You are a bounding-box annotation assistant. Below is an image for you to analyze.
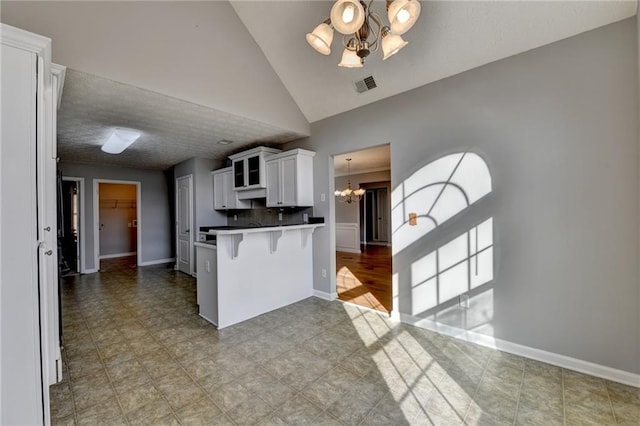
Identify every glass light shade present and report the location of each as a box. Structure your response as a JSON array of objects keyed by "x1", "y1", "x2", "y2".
[
  {"x1": 330, "y1": 0, "x2": 365, "y2": 34},
  {"x1": 306, "y1": 23, "x2": 334, "y2": 55},
  {"x1": 382, "y1": 33, "x2": 408, "y2": 60},
  {"x1": 387, "y1": 0, "x2": 421, "y2": 35},
  {"x1": 338, "y1": 48, "x2": 363, "y2": 68},
  {"x1": 101, "y1": 128, "x2": 140, "y2": 154}
]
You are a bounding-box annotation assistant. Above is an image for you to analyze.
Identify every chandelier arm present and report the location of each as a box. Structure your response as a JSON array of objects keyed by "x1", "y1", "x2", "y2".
[{"x1": 368, "y1": 12, "x2": 384, "y2": 52}]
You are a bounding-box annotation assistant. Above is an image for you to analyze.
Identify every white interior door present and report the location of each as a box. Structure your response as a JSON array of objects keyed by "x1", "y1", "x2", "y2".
[
  {"x1": 1, "y1": 35, "x2": 46, "y2": 425},
  {"x1": 176, "y1": 175, "x2": 193, "y2": 275}
]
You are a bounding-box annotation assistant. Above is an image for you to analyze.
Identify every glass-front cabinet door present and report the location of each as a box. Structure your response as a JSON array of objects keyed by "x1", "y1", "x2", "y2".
[
  {"x1": 233, "y1": 159, "x2": 244, "y2": 189},
  {"x1": 247, "y1": 156, "x2": 260, "y2": 187}
]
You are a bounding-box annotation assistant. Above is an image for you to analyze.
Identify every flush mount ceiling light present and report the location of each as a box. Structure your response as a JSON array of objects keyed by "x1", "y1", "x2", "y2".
[
  {"x1": 101, "y1": 128, "x2": 140, "y2": 154},
  {"x1": 307, "y1": 0, "x2": 421, "y2": 67},
  {"x1": 217, "y1": 139, "x2": 234, "y2": 145},
  {"x1": 335, "y1": 158, "x2": 366, "y2": 204}
]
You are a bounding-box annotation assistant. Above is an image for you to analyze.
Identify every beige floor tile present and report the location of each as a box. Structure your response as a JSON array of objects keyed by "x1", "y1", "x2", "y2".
[
  {"x1": 124, "y1": 399, "x2": 175, "y2": 425},
  {"x1": 71, "y1": 380, "x2": 116, "y2": 413},
  {"x1": 565, "y1": 403, "x2": 617, "y2": 425},
  {"x1": 272, "y1": 394, "x2": 322, "y2": 425},
  {"x1": 53, "y1": 258, "x2": 640, "y2": 426},
  {"x1": 209, "y1": 380, "x2": 254, "y2": 412},
  {"x1": 327, "y1": 392, "x2": 377, "y2": 425},
  {"x1": 225, "y1": 396, "x2": 274, "y2": 425},
  {"x1": 117, "y1": 384, "x2": 164, "y2": 414},
  {"x1": 75, "y1": 395, "x2": 123, "y2": 425},
  {"x1": 515, "y1": 402, "x2": 564, "y2": 426}
]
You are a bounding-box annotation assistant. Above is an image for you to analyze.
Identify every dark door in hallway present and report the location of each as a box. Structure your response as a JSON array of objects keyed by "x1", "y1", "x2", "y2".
[{"x1": 60, "y1": 180, "x2": 79, "y2": 275}]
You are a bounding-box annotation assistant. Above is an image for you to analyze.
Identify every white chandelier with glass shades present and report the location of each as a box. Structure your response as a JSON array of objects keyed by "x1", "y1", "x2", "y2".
[
  {"x1": 335, "y1": 158, "x2": 366, "y2": 203},
  {"x1": 306, "y1": 0, "x2": 421, "y2": 68}
]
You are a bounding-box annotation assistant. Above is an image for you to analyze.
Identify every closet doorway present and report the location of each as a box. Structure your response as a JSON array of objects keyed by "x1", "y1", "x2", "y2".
[{"x1": 94, "y1": 180, "x2": 141, "y2": 270}]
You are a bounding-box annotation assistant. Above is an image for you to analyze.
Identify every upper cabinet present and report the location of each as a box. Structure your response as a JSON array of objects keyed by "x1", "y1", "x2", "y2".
[
  {"x1": 212, "y1": 167, "x2": 251, "y2": 210},
  {"x1": 265, "y1": 149, "x2": 315, "y2": 207},
  {"x1": 229, "y1": 147, "x2": 281, "y2": 191}
]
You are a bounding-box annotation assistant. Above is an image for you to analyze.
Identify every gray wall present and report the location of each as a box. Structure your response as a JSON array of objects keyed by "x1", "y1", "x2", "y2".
[
  {"x1": 174, "y1": 157, "x2": 227, "y2": 272},
  {"x1": 285, "y1": 19, "x2": 639, "y2": 374},
  {"x1": 60, "y1": 162, "x2": 173, "y2": 269}
]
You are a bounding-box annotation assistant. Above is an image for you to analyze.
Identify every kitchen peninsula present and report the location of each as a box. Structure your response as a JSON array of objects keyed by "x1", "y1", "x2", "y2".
[{"x1": 195, "y1": 223, "x2": 324, "y2": 329}]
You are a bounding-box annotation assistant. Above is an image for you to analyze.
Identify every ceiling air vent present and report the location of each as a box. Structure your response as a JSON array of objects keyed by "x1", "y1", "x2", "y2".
[{"x1": 354, "y1": 75, "x2": 377, "y2": 94}]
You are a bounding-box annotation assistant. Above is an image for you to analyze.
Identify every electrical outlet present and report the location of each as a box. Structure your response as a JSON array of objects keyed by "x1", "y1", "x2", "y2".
[
  {"x1": 459, "y1": 294, "x2": 470, "y2": 309},
  {"x1": 321, "y1": 193, "x2": 326, "y2": 202},
  {"x1": 233, "y1": 214, "x2": 237, "y2": 221},
  {"x1": 278, "y1": 212, "x2": 283, "y2": 221},
  {"x1": 205, "y1": 261, "x2": 210, "y2": 273},
  {"x1": 303, "y1": 213, "x2": 309, "y2": 223},
  {"x1": 321, "y1": 268, "x2": 327, "y2": 278}
]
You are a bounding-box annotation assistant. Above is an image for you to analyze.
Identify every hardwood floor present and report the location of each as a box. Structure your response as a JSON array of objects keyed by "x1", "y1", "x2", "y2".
[{"x1": 336, "y1": 245, "x2": 392, "y2": 313}]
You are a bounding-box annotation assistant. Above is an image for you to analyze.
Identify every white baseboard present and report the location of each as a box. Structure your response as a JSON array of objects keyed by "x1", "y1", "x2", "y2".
[
  {"x1": 138, "y1": 257, "x2": 176, "y2": 266},
  {"x1": 400, "y1": 313, "x2": 640, "y2": 387},
  {"x1": 313, "y1": 290, "x2": 337, "y2": 301},
  {"x1": 83, "y1": 268, "x2": 98, "y2": 274},
  {"x1": 336, "y1": 248, "x2": 361, "y2": 254},
  {"x1": 99, "y1": 252, "x2": 136, "y2": 259}
]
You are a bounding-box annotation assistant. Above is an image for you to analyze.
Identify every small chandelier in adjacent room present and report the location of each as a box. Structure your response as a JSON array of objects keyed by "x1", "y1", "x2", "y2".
[
  {"x1": 335, "y1": 158, "x2": 366, "y2": 203},
  {"x1": 306, "y1": 0, "x2": 421, "y2": 68}
]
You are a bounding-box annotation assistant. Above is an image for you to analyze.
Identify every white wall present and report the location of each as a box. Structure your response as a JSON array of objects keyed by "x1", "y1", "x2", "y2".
[{"x1": 286, "y1": 19, "x2": 640, "y2": 375}]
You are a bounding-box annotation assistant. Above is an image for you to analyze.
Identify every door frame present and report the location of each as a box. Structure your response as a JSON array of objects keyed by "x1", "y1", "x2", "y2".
[
  {"x1": 175, "y1": 174, "x2": 194, "y2": 276},
  {"x1": 93, "y1": 179, "x2": 142, "y2": 270},
  {"x1": 330, "y1": 144, "x2": 395, "y2": 316},
  {"x1": 62, "y1": 176, "x2": 85, "y2": 273}
]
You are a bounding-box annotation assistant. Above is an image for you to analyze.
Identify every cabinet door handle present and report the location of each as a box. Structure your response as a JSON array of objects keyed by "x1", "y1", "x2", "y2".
[{"x1": 45, "y1": 250, "x2": 53, "y2": 256}]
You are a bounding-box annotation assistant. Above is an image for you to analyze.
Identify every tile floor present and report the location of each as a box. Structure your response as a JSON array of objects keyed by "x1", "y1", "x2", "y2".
[{"x1": 51, "y1": 257, "x2": 639, "y2": 425}]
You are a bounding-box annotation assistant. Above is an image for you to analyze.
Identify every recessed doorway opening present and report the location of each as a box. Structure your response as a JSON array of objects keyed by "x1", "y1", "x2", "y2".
[
  {"x1": 93, "y1": 179, "x2": 141, "y2": 271},
  {"x1": 333, "y1": 144, "x2": 392, "y2": 314}
]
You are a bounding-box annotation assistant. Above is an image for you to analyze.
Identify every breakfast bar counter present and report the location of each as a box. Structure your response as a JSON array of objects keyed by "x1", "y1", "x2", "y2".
[{"x1": 195, "y1": 224, "x2": 324, "y2": 328}]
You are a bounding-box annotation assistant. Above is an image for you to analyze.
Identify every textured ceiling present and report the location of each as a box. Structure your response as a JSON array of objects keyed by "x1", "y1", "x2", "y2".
[{"x1": 57, "y1": 70, "x2": 306, "y2": 170}]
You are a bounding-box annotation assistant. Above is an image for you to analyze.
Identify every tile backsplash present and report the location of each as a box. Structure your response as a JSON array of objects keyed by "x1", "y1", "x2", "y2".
[{"x1": 227, "y1": 200, "x2": 313, "y2": 227}]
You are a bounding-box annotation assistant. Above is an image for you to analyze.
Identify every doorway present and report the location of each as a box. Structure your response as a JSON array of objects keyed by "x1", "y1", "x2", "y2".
[
  {"x1": 176, "y1": 174, "x2": 193, "y2": 276},
  {"x1": 94, "y1": 179, "x2": 141, "y2": 270},
  {"x1": 361, "y1": 186, "x2": 390, "y2": 246},
  {"x1": 60, "y1": 178, "x2": 83, "y2": 275},
  {"x1": 333, "y1": 144, "x2": 393, "y2": 314}
]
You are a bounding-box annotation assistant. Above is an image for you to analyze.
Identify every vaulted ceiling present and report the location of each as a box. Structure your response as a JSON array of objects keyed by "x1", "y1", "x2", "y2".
[{"x1": 1, "y1": 1, "x2": 636, "y2": 170}]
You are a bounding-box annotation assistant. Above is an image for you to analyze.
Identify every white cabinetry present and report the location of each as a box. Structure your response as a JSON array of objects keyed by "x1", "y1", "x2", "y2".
[
  {"x1": 266, "y1": 149, "x2": 315, "y2": 207},
  {"x1": 195, "y1": 244, "x2": 218, "y2": 325},
  {"x1": 229, "y1": 146, "x2": 281, "y2": 191},
  {"x1": 212, "y1": 167, "x2": 250, "y2": 210},
  {"x1": 1, "y1": 23, "x2": 60, "y2": 425}
]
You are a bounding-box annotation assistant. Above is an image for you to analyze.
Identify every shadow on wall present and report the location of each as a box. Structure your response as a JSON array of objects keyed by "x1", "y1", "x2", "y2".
[{"x1": 391, "y1": 152, "x2": 495, "y2": 333}]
